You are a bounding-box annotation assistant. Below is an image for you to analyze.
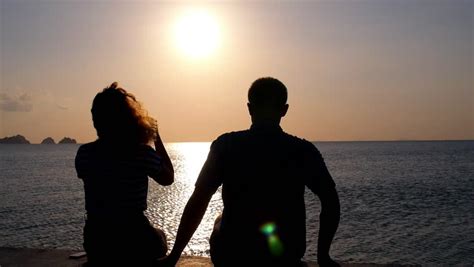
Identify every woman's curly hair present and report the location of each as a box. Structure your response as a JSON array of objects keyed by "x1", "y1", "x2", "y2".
[{"x1": 91, "y1": 82, "x2": 157, "y2": 144}]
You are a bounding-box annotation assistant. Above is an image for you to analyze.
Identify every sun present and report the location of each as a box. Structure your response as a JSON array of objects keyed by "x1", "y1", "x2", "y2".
[{"x1": 174, "y1": 9, "x2": 220, "y2": 59}]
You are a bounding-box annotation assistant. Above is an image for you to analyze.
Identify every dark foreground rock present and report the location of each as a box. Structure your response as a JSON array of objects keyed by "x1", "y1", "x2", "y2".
[{"x1": 0, "y1": 247, "x2": 425, "y2": 267}]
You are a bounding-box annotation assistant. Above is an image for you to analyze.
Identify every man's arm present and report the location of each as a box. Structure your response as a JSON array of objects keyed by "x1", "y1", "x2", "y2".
[
  {"x1": 157, "y1": 138, "x2": 223, "y2": 266},
  {"x1": 157, "y1": 136, "x2": 224, "y2": 266},
  {"x1": 157, "y1": 186, "x2": 215, "y2": 266},
  {"x1": 317, "y1": 185, "x2": 340, "y2": 266},
  {"x1": 304, "y1": 143, "x2": 341, "y2": 266}
]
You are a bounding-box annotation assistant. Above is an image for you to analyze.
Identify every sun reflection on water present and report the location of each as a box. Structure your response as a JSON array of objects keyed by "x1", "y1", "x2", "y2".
[
  {"x1": 167, "y1": 142, "x2": 211, "y2": 187},
  {"x1": 146, "y1": 142, "x2": 222, "y2": 256}
]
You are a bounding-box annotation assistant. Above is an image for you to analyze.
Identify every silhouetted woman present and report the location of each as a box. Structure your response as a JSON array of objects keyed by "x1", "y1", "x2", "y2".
[{"x1": 75, "y1": 82, "x2": 174, "y2": 266}]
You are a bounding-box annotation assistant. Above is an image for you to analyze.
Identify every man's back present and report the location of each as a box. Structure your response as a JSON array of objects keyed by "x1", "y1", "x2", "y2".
[
  {"x1": 196, "y1": 123, "x2": 336, "y2": 263},
  {"x1": 158, "y1": 77, "x2": 340, "y2": 267}
]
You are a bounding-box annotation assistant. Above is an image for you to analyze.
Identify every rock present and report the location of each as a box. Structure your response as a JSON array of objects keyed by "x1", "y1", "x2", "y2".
[
  {"x1": 0, "y1": 135, "x2": 30, "y2": 144},
  {"x1": 0, "y1": 248, "x2": 409, "y2": 267},
  {"x1": 41, "y1": 137, "x2": 56, "y2": 144},
  {"x1": 58, "y1": 137, "x2": 77, "y2": 144}
]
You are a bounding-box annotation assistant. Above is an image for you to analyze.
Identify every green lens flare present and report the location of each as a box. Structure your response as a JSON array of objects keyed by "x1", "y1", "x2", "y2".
[
  {"x1": 260, "y1": 222, "x2": 276, "y2": 236},
  {"x1": 268, "y1": 235, "x2": 284, "y2": 256},
  {"x1": 260, "y1": 222, "x2": 284, "y2": 256}
]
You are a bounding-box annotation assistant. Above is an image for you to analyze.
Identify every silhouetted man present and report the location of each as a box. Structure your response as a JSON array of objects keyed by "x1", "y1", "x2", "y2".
[{"x1": 159, "y1": 77, "x2": 340, "y2": 267}]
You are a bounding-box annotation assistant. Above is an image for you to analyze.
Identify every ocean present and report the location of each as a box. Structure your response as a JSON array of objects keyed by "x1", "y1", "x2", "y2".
[{"x1": 0, "y1": 141, "x2": 473, "y2": 265}]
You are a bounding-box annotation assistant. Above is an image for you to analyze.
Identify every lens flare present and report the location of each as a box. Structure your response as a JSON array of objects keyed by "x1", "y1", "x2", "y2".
[
  {"x1": 261, "y1": 222, "x2": 276, "y2": 236},
  {"x1": 268, "y1": 235, "x2": 284, "y2": 256},
  {"x1": 260, "y1": 222, "x2": 284, "y2": 256}
]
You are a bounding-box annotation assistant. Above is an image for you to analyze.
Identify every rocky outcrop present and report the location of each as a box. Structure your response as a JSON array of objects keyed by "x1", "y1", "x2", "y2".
[
  {"x1": 41, "y1": 137, "x2": 56, "y2": 144},
  {"x1": 0, "y1": 135, "x2": 30, "y2": 144},
  {"x1": 58, "y1": 137, "x2": 77, "y2": 144}
]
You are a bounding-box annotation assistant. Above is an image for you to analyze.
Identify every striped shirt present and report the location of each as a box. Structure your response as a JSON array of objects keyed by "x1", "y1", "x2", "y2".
[{"x1": 75, "y1": 140, "x2": 162, "y2": 214}]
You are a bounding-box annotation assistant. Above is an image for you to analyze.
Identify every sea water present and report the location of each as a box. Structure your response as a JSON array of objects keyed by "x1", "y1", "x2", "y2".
[{"x1": 1, "y1": 141, "x2": 473, "y2": 265}]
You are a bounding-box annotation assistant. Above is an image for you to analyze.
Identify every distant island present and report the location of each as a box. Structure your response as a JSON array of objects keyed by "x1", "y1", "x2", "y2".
[
  {"x1": 58, "y1": 137, "x2": 77, "y2": 144},
  {"x1": 0, "y1": 135, "x2": 78, "y2": 144},
  {"x1": 0, "y1": 135, "x2": 31, "y2": 144},
  {"x1": 41, "y1": 137, "x2": 56, "y2": 144}
]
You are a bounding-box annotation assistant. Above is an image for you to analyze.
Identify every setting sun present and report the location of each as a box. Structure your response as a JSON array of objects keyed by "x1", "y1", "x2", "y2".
[{"x1": 174, "y1": 9, "x2": 220, "y2": 59}]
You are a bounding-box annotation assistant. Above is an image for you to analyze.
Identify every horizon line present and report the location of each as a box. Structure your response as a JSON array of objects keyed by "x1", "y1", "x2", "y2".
[{"x1": 2, "y1": 139, "x2": 473, "y2": 145}]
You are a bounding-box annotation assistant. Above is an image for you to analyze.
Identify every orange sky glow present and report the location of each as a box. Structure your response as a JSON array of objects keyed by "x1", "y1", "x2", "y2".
[{"x1": 1, "y1": 1, "x2": 472, "y2": 143}]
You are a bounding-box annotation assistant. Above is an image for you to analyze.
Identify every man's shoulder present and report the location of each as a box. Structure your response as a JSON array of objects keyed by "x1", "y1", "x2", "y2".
[
  {"x1": 282, "y1": 132, "x2": 316, "y2": 150},
  {"x1": 213, "y1": 129, "x2": 250, "y2": 143}
]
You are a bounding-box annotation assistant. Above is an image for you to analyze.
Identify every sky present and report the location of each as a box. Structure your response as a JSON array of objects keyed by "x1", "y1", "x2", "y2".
[{"x1": 1, "y1": 0, "x2": 473, "y2": 143}]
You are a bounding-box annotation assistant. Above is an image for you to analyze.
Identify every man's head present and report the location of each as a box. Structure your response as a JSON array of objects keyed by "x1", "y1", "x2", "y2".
[{"x1": 247, "y1": 77, "x2": 289, "y2": 124}]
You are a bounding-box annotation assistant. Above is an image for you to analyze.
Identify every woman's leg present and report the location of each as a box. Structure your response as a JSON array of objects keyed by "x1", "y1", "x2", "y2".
[
  {"x1": 149, "y1": 226, "x2": 168, "y2": 258},
  {"x1": 119, "y1": 216, "x2": 168, "y2": 266},
  {"x1": 82, "y1": 220, "x2": 110, "y2": 267},
  {"x1": 138, "y1": 215, "x2": 168, "y2": 262},
  {"x1": 210, "y1": 214, "x2": 224, "y2": 266}
]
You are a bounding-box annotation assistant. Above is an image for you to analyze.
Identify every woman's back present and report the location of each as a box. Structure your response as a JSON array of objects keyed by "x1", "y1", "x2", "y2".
[
  {"x1": 76, "y1": 140, "x2": 162, "y2": 214},
  {"x1": 75, "y1": 82, "x2": 174, "y2": 266}
]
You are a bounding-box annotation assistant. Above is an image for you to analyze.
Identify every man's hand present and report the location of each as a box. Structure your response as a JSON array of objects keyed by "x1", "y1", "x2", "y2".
[{"x1": 155, "y1": 254, "x2": 179, "y2": 267}]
